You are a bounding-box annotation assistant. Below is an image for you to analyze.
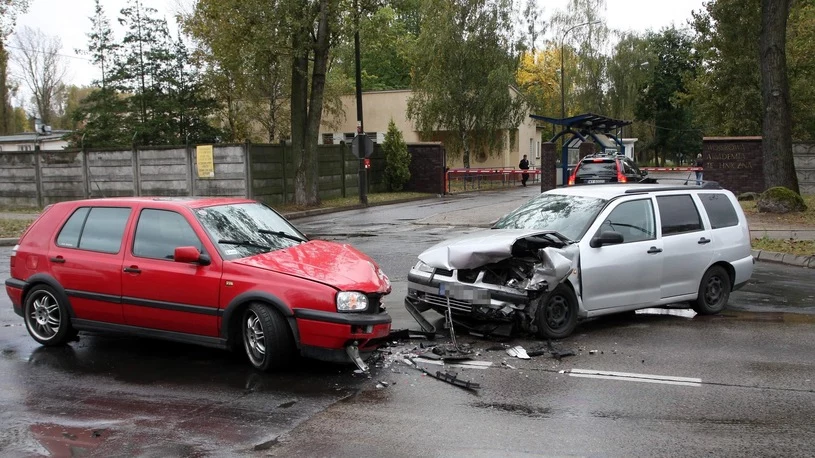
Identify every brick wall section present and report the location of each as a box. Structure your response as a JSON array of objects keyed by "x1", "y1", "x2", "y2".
[
  {"x1": 405, "y1": 143, "x2": 446, "y2": 194},
  {"x1": 540, "y1": 142, "x2": 557, "y2": 192},
  {"x1": 702, "y1": 137, "x2": 764, "y2": 195},
  {"x1": 578, "y1": 142, "x2": 597, "y2": 160}
]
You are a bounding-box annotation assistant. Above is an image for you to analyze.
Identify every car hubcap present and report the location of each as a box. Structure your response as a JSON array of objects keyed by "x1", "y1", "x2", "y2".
[
  {"x1": 705, "y1": 275, "x2": 723, "y2": 305},
  {"x1": 546, "y1": 295, "x2": 569, "y2": 329},
  {"x1": 28, "y1": 292, "x2": 61, "y2": 340},
  {"x1": 244, "y1": 311, "x2": 266, "y2": 362}
]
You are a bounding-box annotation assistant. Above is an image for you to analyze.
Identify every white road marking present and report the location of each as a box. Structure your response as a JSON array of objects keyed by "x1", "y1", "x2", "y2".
[{"x1": 567, "y1": 369, "x2": 702, "y2": 387}]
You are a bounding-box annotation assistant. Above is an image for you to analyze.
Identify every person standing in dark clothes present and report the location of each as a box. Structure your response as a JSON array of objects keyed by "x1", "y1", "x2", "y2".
[{"x1": 519, "y1": 154, "x2": 530, "y2": 187}]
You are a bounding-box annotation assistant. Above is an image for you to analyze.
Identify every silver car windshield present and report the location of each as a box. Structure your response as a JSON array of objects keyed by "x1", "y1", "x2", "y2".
[
  {"x1": 195, "y1": 203, "x2": 307, "y2": 259},
  {"x1": 492, "y1": 193, "x2": 607, "y2": 240}
]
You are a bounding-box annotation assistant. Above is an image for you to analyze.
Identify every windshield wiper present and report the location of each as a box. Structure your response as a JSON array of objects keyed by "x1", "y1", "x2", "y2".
[
  {"x1": 218, "y1": 239, "x2": 271, "y2": 251},
  {"x1": 258, "y1": 229, "x2": 306, "y2": 243}
]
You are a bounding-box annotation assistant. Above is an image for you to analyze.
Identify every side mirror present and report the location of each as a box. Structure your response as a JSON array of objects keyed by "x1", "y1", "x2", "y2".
[
  {"x1": 641, "y1": 170, "x2": 648, "y2": 176},
  {"x1": 590, "y1": 231, "x2": 624, "y2": 248},
  {"x1": 174, "y1": 246, "x2": 211, "y2": 266}
]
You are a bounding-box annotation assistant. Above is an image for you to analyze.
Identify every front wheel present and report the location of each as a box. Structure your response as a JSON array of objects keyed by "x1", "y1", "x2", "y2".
[
  {"x1": 242, "y1": 303, "x2": 294, "y2": 371},
  {"x1": 692, "y1": 265, "x2": 731, "y2": 315},
  {"x1": 24, "y1": 285, "x2": 74, "y2": 346},
  {"x1": 536, "y1": 284, "x2": 578, "y2": 339}
]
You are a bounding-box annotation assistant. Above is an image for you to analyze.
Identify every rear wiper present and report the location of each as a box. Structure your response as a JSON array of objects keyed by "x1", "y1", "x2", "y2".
[
  {"x1": 218, "y1": 239, "x2": 271, "y2": 251},
  {"x1": 258, "y1": 229, "x2": 306, "y2": 243}
]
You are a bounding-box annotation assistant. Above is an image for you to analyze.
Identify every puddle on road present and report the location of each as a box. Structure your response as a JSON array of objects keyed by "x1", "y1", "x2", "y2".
[{"x1": 718, "y1": 311, "x2": 815, "y2": 324}]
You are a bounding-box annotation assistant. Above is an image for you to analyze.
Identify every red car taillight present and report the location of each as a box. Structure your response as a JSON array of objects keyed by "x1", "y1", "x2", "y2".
[
  {"x1": 616, "y1": 160, "x2": 627, "y2": 183},
  {"x1": 567, "y1": 167, "x2": 578, "y2": 186}
]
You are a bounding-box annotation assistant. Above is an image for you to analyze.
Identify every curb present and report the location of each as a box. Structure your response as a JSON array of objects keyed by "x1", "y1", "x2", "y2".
[
  {"x1": 751, "y1": 249, "x2": 814, "y2": 268},
  {"x1": 281, "y1": 195, "x2": 438, "y2": 220},
  {"x1": 0, "y1": 238, "x2": 16, "y2": 247}
]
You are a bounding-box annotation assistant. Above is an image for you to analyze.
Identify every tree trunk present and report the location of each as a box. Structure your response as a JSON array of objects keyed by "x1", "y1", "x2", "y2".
[
  {"x1": 291, "y1": 19, "x2": 310, "y2": 206},
  {"x1": 0, "y1": 42, "x2": 8, "y2": 135},
  {"x1": 760, "y1": 0, "x2": 799, "y2": 194}
]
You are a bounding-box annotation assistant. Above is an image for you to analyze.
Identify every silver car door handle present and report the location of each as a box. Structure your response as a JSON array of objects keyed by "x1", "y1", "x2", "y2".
[
  {"x1": 647, "y1": 247, "x2": 662, "y2": 254},
  {"x1": 698, "y1": 237, "x2": 711, "y2": 244}
]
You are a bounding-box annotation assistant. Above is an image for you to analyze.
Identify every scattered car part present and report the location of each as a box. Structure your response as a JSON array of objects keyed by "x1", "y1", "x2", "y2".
[
  {"x1": 346, "y1": 344, "x2": 369, "y2": 373},
  {"x1": 506, "y1": 346, "x2": 530, "y2": 359},
  {"x1": 421, "y1": 369, "x2": 481, "y2": 392}
]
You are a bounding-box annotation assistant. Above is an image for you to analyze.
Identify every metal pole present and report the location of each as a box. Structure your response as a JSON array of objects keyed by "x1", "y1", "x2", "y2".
[
  {"x1": 354, "y1": 0, "x2": 368, "y2": 205},
  {"x1": 559, "y1": 21, "x2": 599, "y2": 121}
]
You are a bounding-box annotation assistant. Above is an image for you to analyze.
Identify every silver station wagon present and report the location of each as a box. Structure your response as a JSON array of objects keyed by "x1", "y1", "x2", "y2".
[{"x1": 405, "y1": 183, "x2": 754, "y2": 339}]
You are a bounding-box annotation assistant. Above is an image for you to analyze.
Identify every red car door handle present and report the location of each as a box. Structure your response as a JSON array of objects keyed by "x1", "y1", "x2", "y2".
[
  {"x1": 49, "y1": 256, "x2": 66, "y2": 263},
  {"x1": 123, "y1": 266, "x2": 141, "y2": 274},
  {"x1": 698, "y1": 237, "x2": 711, "y2": 244}
]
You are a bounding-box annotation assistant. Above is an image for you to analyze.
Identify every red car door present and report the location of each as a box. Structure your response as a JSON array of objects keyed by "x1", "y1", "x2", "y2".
[
  {"x1": 120, "y1": 207, "x2": 222, "y2": 337},
  {"x1": 48, "y1": 206, "x2": 133, "y2": 324}
]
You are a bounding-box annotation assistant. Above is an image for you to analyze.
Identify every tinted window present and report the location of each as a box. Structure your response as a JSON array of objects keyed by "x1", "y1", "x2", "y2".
[
  {"x1": 77, "y1": 207, "x2": 131, "y2": 253},
  {"x1": 134, "y1": 209, "x2": 202, "y2": 260},
  {"x1": 56, "y1": 207, "x2": 90, "y2": 248},
  {"x1": 699, "y1": 193, "x2": 739, "y2": 229},
  {"x1": 493, "y1": 193, "x2": 607, "y2": 241},
  {"x1": 657, "y1": 195, "x2": 703, "y2": 236},
  {"x1": 598, "y1": 199, "x2": 655, "y2": 243},
  {"x1": 576, "y1": 160, "x2": 616, "y2": 176}
]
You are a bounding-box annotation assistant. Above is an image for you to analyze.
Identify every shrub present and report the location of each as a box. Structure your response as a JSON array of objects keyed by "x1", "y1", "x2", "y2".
[{"x1": 382, "y1": 120, "x2": 411, "y2": 191}]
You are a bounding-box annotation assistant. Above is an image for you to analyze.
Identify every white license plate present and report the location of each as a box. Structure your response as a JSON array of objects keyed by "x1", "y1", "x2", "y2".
[{"x1": 587, "y1": 179, "x2": 605, "y2": 184}]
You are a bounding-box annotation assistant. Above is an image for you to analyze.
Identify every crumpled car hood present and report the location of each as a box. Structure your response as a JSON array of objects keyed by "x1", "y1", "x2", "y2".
[
  {"x1": 234, "y1": 240, "x2": 391, "y2": 293},
  {"x1": 419, "y1": 229, "x2": 555, "y2": 270}
]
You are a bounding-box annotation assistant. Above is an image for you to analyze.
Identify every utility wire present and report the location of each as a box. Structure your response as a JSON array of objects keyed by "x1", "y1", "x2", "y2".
[{"x1": 4, "y1": 44, "x2": 93, "y2": 62}]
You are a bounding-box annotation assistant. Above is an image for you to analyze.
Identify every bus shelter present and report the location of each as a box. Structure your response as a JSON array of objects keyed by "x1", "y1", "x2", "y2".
[{"x1": 530, "y1": 113, "x2": 632, "y2": 185}]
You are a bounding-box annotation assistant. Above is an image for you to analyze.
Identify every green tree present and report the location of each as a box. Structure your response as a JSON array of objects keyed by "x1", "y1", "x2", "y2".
[
  {"x1": 634, "y1": 28, "x2": 701, "y2": 166},
  {"x1": 382, "y1": 119, "x2": 411, "y2": 191},
  {"x1": 407, "y1": 0, "x2": 525, "y2": 168},
  {"x1": 0, "y1": 0, "x2": 29, "y2": 134}
]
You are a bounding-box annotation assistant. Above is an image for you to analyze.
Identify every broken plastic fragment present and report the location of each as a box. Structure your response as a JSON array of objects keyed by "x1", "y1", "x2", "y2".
[{"x1": 506, "y1": 345, "x2": 531, "y2": 359}]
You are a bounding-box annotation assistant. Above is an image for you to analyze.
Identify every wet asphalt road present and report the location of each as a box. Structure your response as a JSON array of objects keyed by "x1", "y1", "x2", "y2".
[{"x1": 1, "y1": 187, "x2": 814, "y2": 456}]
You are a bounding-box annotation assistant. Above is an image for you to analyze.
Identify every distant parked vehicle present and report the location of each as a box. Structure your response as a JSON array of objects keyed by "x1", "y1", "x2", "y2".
[{"x1": 568, "y1": 154, "x2": 655, "y2": 185}]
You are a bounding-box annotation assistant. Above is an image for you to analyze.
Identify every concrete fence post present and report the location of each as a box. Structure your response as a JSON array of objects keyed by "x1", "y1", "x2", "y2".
[
  {"x1": 341, "y1": 144, "x2": 347, "y2": 198},
  {"x1": 540, "y1": 142, "x2": 557, "y2": 192},
  {"x1": 81, "y1": 148, "x2": 90, "y2": 199},
  {"x1": 33, "y1": 148, "x2": 43, "y2": 208},
  {"x1": 187, "y1": 143, "x2": 196, "y2": 197},
  {"x1": 131, "y1": 145, "x2": 141, "y2": 196},
  {"x1": 244, "y1": 141, "x2": 254, "y2": 199}
]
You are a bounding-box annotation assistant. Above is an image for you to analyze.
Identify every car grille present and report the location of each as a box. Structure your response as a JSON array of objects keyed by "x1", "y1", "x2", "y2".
[
  {"x1": 365, "y1": 293, "x2": 384, "y2": 313},
  {"x1": 433, "y1": 268, "x2": 454, "y2": 277},
  {"x1": 418, "y1": 292, "x2": 472, "y2": 313}
]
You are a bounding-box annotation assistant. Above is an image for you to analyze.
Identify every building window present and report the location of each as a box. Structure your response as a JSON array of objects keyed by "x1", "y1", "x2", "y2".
[
  {"x1": 366, "y1": 132, "x2": 378, "y2": 143},
  {"x1": 18, "y1": 145, "x2": 32, "y2": 151},
  {"x1": 344, "y1": 133, "x2": 355, "y2": 143},
  {"x1": 536, "y1": 141, "x2": 541, "y2": 159},
  {"x1": 322, "y1": 133, "x2": 334, "y2": 145}
]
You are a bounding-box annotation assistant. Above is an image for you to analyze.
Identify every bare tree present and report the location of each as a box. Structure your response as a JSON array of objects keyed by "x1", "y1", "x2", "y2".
[
  {"x1": 11, "y1": 26, "x2": 68, "y2": 126},
  {"x1": 0, "y1": 0, "x2": 30, "y2": 134},
  {"x1": 760, "y1": 0, "x2": 799, "y2": 194}
]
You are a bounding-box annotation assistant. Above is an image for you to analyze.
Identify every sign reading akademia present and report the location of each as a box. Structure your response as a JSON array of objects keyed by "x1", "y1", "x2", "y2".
[{"x1": 196, "y1": 145, "x2": 215, "y2": 178}]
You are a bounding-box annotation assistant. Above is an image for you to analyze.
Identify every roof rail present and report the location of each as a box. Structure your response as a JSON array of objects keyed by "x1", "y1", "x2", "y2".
[{"x1": 624, "y1": 181, "x2": 722, "y2": 193}]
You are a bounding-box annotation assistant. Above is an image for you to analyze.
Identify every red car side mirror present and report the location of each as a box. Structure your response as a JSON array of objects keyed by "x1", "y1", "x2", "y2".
[{"x1": 174, "y1": 246, "x2": 210, "y2": 265}]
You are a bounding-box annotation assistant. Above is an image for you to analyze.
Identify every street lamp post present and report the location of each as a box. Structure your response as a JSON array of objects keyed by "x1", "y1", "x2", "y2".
[{"x1": 559, "y1": 21, "x2": 600, "y2": 120}]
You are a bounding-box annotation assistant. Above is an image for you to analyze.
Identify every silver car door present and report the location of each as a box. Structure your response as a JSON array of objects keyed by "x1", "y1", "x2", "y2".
[
  {"x1": 580, "y1": 197, "x2": 663, "y2": 311},
  {"x1": 655, "y1": 193, "x2": 715, "y2": 299}
]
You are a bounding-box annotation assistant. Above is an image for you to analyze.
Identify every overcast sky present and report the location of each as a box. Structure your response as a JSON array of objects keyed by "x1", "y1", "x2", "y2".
[{"x1": 12, "y1": 0, "x2": 706, "y2": 92}]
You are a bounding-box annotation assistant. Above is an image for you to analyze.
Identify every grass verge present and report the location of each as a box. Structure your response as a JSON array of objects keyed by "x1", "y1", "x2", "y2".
[
  {"x1": 0, "y1": 219, "x2": 34, "y2": 239},
  {"x1": 276, "y1": 191, "x2": 433, "y2": 213},
  {"x1": 751, "y1": 237, "x2": 815, "y2": 257}
]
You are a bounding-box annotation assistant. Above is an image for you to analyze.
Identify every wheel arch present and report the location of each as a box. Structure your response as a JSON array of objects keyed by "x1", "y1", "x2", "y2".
[
  {"x1": 709, "y1": 261, "x2": 736, "y2": 290},
  {"x1": 21, "y1": 274, "x2": 76, "y2": 319},
  {"x1": 221, "y1": 292, "x2": 300, "y2": 349}
]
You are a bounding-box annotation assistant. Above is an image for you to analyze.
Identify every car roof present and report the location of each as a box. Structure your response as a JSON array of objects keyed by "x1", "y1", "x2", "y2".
[
  {"x1": 51, "y1": 196, "x2": 256, "y2": 209},
  {"x1": 545, "y1": 183, "x2": 723, "y2": 200}
]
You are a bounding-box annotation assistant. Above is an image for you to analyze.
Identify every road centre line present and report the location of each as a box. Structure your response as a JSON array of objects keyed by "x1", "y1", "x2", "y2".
[{"x1": 567, "y1": 369, "x2": 702, "y2": 387}]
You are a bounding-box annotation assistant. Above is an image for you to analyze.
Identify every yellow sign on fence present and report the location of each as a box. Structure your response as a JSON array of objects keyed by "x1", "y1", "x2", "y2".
[{"x1": 196, "y1": 145, "x2": 215, "y2": 178}]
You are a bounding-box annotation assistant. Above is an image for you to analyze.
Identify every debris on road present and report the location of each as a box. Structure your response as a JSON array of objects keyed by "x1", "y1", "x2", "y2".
[
  {"x1": 506, "y1": 346, "x2": 531, "y2": 359},
  {"x1": 420, "y1": 368, "x2": 481, "y2": 392}
]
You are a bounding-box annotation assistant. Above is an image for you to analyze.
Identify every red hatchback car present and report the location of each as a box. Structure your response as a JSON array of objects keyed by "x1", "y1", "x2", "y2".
[{"x1": 5, "y1": 197, "x2": 392, "y2": 371}]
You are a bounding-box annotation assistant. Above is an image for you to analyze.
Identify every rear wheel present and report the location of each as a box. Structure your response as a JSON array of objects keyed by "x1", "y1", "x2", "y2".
[
  {"x1": 536, "y1": 284, "x2": 578, "y2": 339},
  {"x1": 24, "y1": 285, "x2": 73, "y2": 346},
  {"x1": 242, "y1": 303, "x2": 294, "y2": 371},
  {"x1": 692, "y1": 266, "x2": 731, "y2": 315}
]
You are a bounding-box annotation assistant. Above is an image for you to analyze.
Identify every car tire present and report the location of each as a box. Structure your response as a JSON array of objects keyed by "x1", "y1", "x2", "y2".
[
  {"x1": 536, "y1": 284, "x2": 578, "y2": 339},
  {"x1": 23, "y1": 285, "x2": 74, "y2": 346},
  {"x1": 692, "y1": 265, "x2": 731, "y2": 315},
  {"x1": 242, "y1": 303, "x2": 294, "y2": 371}
]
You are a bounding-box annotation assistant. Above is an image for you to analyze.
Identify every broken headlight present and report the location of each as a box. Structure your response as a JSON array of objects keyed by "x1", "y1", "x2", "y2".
[
  {"x1": 336, "y1": 291, "x2": 369, "y2": 312},
  {"x1": 414, "y1": 260, "x2": 435, "y2": 274}
]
